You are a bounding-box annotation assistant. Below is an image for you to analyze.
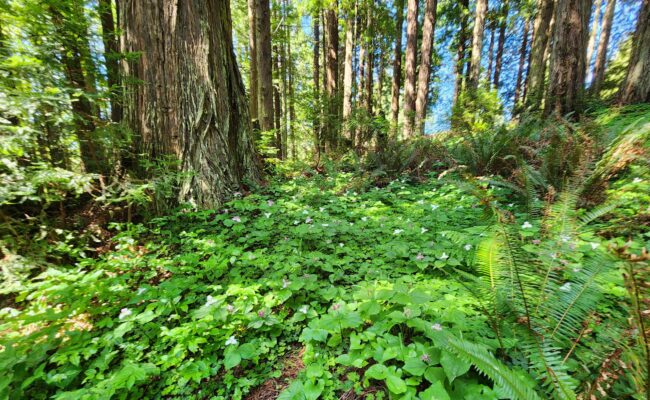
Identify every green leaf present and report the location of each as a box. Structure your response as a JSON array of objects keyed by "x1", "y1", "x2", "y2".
[
  {"x1": 304, "y1": 379, "x2": 324, "y2": 400},
  {"x1": 420, "y1": 381, "x2": 450, "y2": 400},
  {"x1": 404, "y1": 358, "x2": 428, "y2": 376},
  {"x1": 224, "y1": 350, "x2": 242, "y2": 370},
  {"x1": 385, "y1": 372, "x2": 407, "y2": 394},
  {"x1": 440, "y1": 351, "x2": 470, "y2": 383},
  {"x1": 365, "y1": 364, "x2": 388, "y2": 380}
]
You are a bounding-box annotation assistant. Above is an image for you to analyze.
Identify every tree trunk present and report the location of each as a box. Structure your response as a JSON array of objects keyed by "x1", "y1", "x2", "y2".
[
  {"x1": 402, "y1": 0, "x2": 418, "y2": 138},
  {"x1": 364, "y1": 4, "x2": 374, "y2": 118},
  {"x1": 313, "y1": 13, "x2": 322, "y2": 159},
  {"x1": 545, "y1": 0, "x2": 591, "y2": 117},
  {"x1": 256, "y1": 0, "x2": 274, "y2": 132},
  {"x1": 486, "y1": 23, "x2": 496, "y2": 83},
  {"x1": 288, "y1": 36, "x2": 296, "y2": 160},
  {"x1": 273, "y1": 44, "x2": 282, "y2": 158},
  {"x1": 342, "y1": 6, "x2": 356, "y2": 141},
  {"x1": 585, "y1": 0, "x2": 603, "y2": 78},
  {"x1": 514, "y1": 18, "x2": 531, "y2": 109},
  {"x1": 98, "y1": 0, "x2": 121, "y2": 123},
  {"x1": 247, "y1": 0, "x2": 259, "y2": 123},
  {"x1": 525, "y1": 0, "x2": 555, "y2": 110},
  {"x1": 590, "y1": 0, "x2": 616, "y2": 96},
  {"x1": 49, "y1": 3, "x2": 104, "y2": 174},
  {"x1": 391, "y1": 0, "x2": 405, "y2": 131},
  {"x1": 452, "y1": 0, "x2": 470, "y2": 106},
  {"x1": 324, "y1": 5, "x2": 339, "y2": 151},
  {"x1": 493, "y1": 0, "x2": 509, "y2": 88},
  {"x1": 468, "y1": 0, "x2": 488, "y2": 91},
  {"x1": 120, "y1": 0, "x2": 260, "y2": 208},
  {"x1": 414, "y1": 0, "x2": 438, "y2": 134},
  {"x1": 619, "y1": 0, "x2": 650, "y2": 104}
]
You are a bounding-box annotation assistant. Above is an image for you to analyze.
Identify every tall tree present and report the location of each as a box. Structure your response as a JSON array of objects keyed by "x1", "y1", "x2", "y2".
[
  {"x1": 525, "y1": 0, "x2": 554, "y2": 110},
  {"x1": 514, "y1": 18, "x2": 531, "y2": 108},
  {"x1": 324, "y1": 3, "x2": 339, "y2": 151},
  {"x1": 120, "y1": 0, "x2": 260, "y2": 208},
  {"x1": 342, "y1": 4, "x2": 356, "y2": 141},
  {"x1": 256, "y1": 0, "x2": 274, "y2": 133},
  {"x1": 402, "y1": 0, "x2": 418, "y2": 137},
  {"x1": 619, "y1": 0, "x2": 650, "y2": 104},
  {"x1": 414, "y1": 0, "x2": 438, "y2": 134},
  {"x1": 545, "y1": 0, "x2": 591, "y2": 117},
  {"x1": 452, "y1": 0, "x2": 470, "y2": 106},
  {"x1": 468, "y1": 0, "x2": 488, "y2": 90},
  {"x1": 590, "y1": 0, "x2": 616, "y2": 96},
  {"x1": 486, "y1": 21, "x2": 496, "y2": 82},
  {"x1": 247, "y1": 0, "x2": 259, "y2": 124},
  {"x1": 585, "y1": 0, "x2": 603, "y2": 77},
  {"x1": 364, "y1": 3, "x2": 374, "y2": 117},
  {"x1": 98, "y1": 0, "x2": 121, "y2": 123},
  {"x1": 390, "y1": 0, "x2": 405, "y2": 130},
  {"x1": 492, "y1": 0, "x2": 509, "y2": 88},
  {"x1": 312, "y1": 12, "x2": 322, "y2": 159}
]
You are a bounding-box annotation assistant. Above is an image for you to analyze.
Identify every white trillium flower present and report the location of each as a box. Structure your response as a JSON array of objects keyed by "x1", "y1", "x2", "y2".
[
  {"x1": 431, "y1": 323, "x2": 443, "y2": 331},
  {"x1": 560, "y1": 282, "x2": 572, "y2": 292},
  {"x1": 232, "y1": 216, "x2": 241, "y2": 223},
  {"x1": 361, "y1": 216, "x2": 368, "y2": 222},
  {"x1": 590, "y1": 242, "x2": 599, "y2": 249},
  {"x1": 322, "y1": 223, "x2": 329, "y2": 227},
  {"x1": 417, "y1": 199, "x2": 424, "y2": 205},
  {"x1": 319, "y1": 207, "x2": 325, "y2": 212},
  {"x1": 464, "y1": 244, "x2": 472, "y2": 251},
  {"x1": 421, "y1": 227, "x2": 428, "y2": 234},
  {"x1": 136, "y1": 287, "x2": 147, "y2": 296},
  {"x1": 206, "y1": 295, "x2": 218, "y2": 306},
  {"x1": 339, "y1": 243, "x2": 344, "y2": 247},
  {"x1": 431, "y1": 204, "x2": 439, "y2": 210},
  {"x1": 118, "y1": 308, "x2": 132, "y2": 320},
  {"x1": 225, "y1": 336, "x2": 238, "y2": 346},
  {"x1": 299, "y1": 305, "x2": 309, "y2": 314},
  {"x1": 522, "y1": 221, "x2": 533, "y2": 229},
  {"x1": 633, "y1": 177, "x2": 642, "y2": 183},
  {"x1": 393, "y1": 229, "x2": 404, "y2": 235},
  {"x1": 440, "y1": 252, "x2": 449, "y2": 260},
  {"x1": 264, "y1": 212, "x2": 272, "y2": 218}
]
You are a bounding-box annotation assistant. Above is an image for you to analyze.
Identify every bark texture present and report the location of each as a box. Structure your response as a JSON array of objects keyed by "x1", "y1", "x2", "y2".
[
  {"x1": 452, "y1": 0, "x2": 470, "y2": 106},
  {"x1": 468, "y1": 0, "x2": 488, "y2": 90},
  {"x1": 619, "y1": 0, "x2": 650, "y2": 104},
  {"x1": 342, "y1": 9, "x2": 355, "y2": 140},
  {"x1": 402, "y1": 0, "x2": 418, "y2": 137},
  {"x1": 493, "y1": 0, "x2": 509, "y2": 88},
  {"x1": 313, "y1": 14, "x2": 322, "y2": 158},
  {"x1": 390, "y1": 0, "x2": 405, "y2": 129},
  {"x1": 525, "y1": 0, "x2": 555, "y2": 110},
  {"x1": 120, "y1": 0, "x2": 260, "y2": 208},
  {"x1": 585, "y1": 0, "x2": 603, "y2": 76},
  {"x1": 324, "y1": 5, "x2": 339, "y2": 150},
  {"x1": 545, "y1": 0, "x2": 591, "y2": 117},
  {"x1": 414, "y1": 0, "x2": 438, "y2": 134},
  {"x1": 256, "y1": 0, "x2": 274, "y2": 132},
  {"x1": 514, "y1": 18, "x2": 530, "y2": 108},
  {"x1": 590, "y1": 0, "x2": 615, "y2": 96}
]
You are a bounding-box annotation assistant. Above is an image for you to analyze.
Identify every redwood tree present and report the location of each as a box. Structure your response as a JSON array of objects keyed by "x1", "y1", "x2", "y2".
[
  {"x1": 414, "y1": 0, "x2": 438, "y2": 134},
  {"x1": 525, "y1": 0, "x2": 554, "y2": 110},
  {"x1": 390, "y1": 0, "x2": 405, "y2": 130},
  {"x1": 402, "y1": 0, "x2": 418, "y2": 137},
  {"x1": 120, "y1": 1, "x2": 260, "y2": 208},
  {"x1": 619, "y1": 0, "x2": 650, "y2": 104}
]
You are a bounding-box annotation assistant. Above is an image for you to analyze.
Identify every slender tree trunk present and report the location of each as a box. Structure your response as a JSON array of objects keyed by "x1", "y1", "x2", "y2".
[
  {"x1": 49, "y1": 4, "x2": 104, "y2": 174},
  {"x1": 493, "y1": 0, "x2": 509, "y2": 88},
  {"x1": 402, "y1": 0, "x2": 418, "y2": 138},
  {"x1": 120, "y1": 0, "x2": 260, "y2": 208},
  {"x1": 98, "y1": 0, "x2": 121, "y2": 123},
  {"x1": 247, "y1": 0, "x2": 259, "y2": 123},
  {"x1": 468, "y1": 0, "x2": 488, "y2": 91},
  {"x1": 414, "y1": 0, "x2": 438, "y2": 134},
  {"x1": 313, "y1": 13, "x2": 322, "y2": 159},
  {"x1": 274, "y1": 44, "x2": 283, "y2": 158},
  {"x1": 324, "y1": 4, "x2": 339, "y2": 151},
  {"x1": 514, "y1": 18, "x2": 531, "y2": 109},
  {"x1": 525, "y1": 0, "x2": 555, "y2": 110},
  {"x1": 545, "y1": 0, "x2": 591, "y2": 117},
  {"x1": 288, "y1": 38, "x2": 296, "y2": 160},
  {"x1": 590, "y1": 0, "x2": 616, "y2": 96},
  {"x1": 585, "y1": 0, "x2": 603, "y2": 78},
  {"x1": 486, "y1": 23, "x2": 495, "y2": 83},
  {"x1": 342, "y1": 6, "x2": 356, "y2": 141},
  {"x1": 256, "y1": 0, "x2": 274, "y2": 133},
  {"x1": 280, "y1": 10, "x2": 289, "y2": 159},
  {"x1": 452, "y1": 0, "x2": 470, "y2": 106},
  {"x1": 364, "y1": 4, "x2": 374, "y2": 118},
  {"x1": 391, "y1": 0, "x2": 405, "y2": 131},
  {"x1": 619, "y1": 0, "x2": 650, "y2": 104}
]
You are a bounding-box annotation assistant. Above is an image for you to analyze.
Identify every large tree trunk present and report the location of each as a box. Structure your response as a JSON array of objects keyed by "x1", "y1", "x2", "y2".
[
  {"x1": 98, "y1": 0, "x2": 121, "y2": 123},
  {"x1": 493, "y1": 0, "x2": 509, "y2": 88},
  {"x1": 324, "y1": 5, "x2": 339, "y2": 151},
  {"x1": 486, "y1": 23, "x2": 496, "y2": 83},
  {"x1": 390, "y1": 0, "x2": 405, "y2": 131},
  {"x1": 414, "y1": 0, "x2": 438, "y2": 134},
  {"x1": 452, "y1": 0, "x2": 470, "y2": 106},
  {"x1": 313, "y1": 13, "x2": 322, "y2": 160},
  {"x1": 468, "y1": 0, "x2": 488, "y2": 91},
  {"x1": 619, "y1": 0, "x2": 650, "y2": 104},
  {"x1": 402, "y1": 0, "x2": 418, "y2": 138},
  {"x1": 274, "y1": 43, "x2": 283, "y2": 159},
  {"x1": 525, "y1": 0, "x2": 555, "y2": 110},
  {"x1": 364, "y1": 5, "x2": 374, "y2": 118},
  {"x1": 120, "y1": 0, "x2": 260, "y2": 208},
  {"x1": 256, "y1": 0, "x2": 274, "y2": 133},
  {"x1": 585, "y1": 0, "x2": 603, "y2": 78},
  {"x1": 514, "y1": 18, "x2": 531, "y2": 109},
  {"x1": 590, "y1": 0, "x2": 616, "y2": 96},
  {"x1": 545, "y1": 0, "x2": 591, "y2": 117},
  {"x1": 342, "y1": 6, "x2": 356, "y2": 141},
  {"x1": 247, "y1": 0, "x2": 259, "y2": 123}
]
